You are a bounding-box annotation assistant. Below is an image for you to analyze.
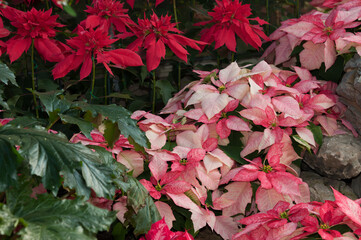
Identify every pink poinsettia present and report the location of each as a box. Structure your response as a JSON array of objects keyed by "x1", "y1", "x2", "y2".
[
  {"x1": 140, "y1": 218, "x2": 194, "y2": 240},
  {"x1": 195, "y1": 0, "x2": 269, "y2": 51}
]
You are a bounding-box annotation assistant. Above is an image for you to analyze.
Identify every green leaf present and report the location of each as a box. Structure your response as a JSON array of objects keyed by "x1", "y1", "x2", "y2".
[
  {"x1": 8, "y1": 116, "x2": 47, "y2": 128},
  {"x1": 219, "y1": 131, "x2": 247, "y2": 165},
  {"x1": 36, "y1": 90, "x2": 71, "y2": 115},
  {"x1": 103, "y1": 120, "x2": 120, "y2": 148},
  {"x1": 107, "y1": 93, "x2": 132, "y2": 100},
  {"x1": 155, "y1": 79, "x2": 176, "y2": 104},
  {"x1": 59, "y1": 114, "x2": 94, "y2": 140},
  {"x1": 0, "y1": 62, "x2": 17, "y2": 86},
  {"x1": 120, "y1": 177, "x2": 160, "y2": 235},
  {"x1": 0, "y1": 88, "x2": 9, "y2": 110},
  {"x1": 63, "y1": 4, "x2": 77, "y2": 17},
  {"x1": 306, "y1": 122, "x2": 323, "y2": 146},
  {"x1": 0, "y1": 204, "x2": 18, "y2": 236},
  {"x1": 0, "y1": 139, "x2": 22, "y2": 192},
  {"x1": 292, "y1": 135, "x2": 311, "y2": 152},
  {"x1": 74, "y1": 102, "x2": 148, "y2": 148},
  {"x1": 6, "y1": 184, "x2": 115, "y2": 239},
  {"x1": 0, "y1": 126, "x2": 116, "y2": 199}
]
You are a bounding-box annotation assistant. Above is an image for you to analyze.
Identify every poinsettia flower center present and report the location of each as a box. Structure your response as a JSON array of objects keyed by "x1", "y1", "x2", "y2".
[
  {"x1": 298, "y1": 102, "x2": 304, "y2": 108},
  {"x1": 180, "y1": 159, "x2": 188, "y2": 165},
  {"x1": 262, "y1": 165, "x2": 273, "y2": 173},
  {"x1": 155, "y1": 183, "x2": 163, "y2": 191},
  {"x1": 218, "y1": 85, "x2": 226, "y2": 93},
  {"x1": 271, "y1": 122, "x2": 277, "y2": 128},
  {"x1": 221, "y1": 112, "x2": 227, "y2": 118},
  {"x1": 323, "y1": 26, "x2": 333, "y2": 36},
  {"x1": 320, "y1": 223, "x2": 330, "y2": 229},
  {"x1": 280, "y1": 210, "x2": 289, "y2": 219}
]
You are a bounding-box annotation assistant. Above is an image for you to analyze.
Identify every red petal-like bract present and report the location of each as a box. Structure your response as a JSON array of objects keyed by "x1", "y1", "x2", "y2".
[
  {"x1": 196, "y1": 0, "x2": 269, "y2": 51},
  {"x1": 129, "y1": 12, "x2": 207, "y2": 71}
]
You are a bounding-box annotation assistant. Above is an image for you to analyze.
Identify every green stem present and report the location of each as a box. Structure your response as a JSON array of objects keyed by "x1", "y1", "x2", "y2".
[
  {"x1": 104, "y1": 71, "x2": 108, "y2": 105},
  {"x1": 231, "y1": 52, "x2": 235, "y2": 62},
  {"x1": 90, "y1": 57, "x2": 96, "y2": 103},
  {"x1": 295, "y1": 0, "x2": 300, "y2": 18},
  {"x1": 152, "y1": 71, "x2": 156, "y2": 113},
  {"x1": 31, "y1": 39, "x2": 39, "y2": 118},
  {"x1": 173, "y1": 0, "x2": 179, "y2": 29},
  {"x1": 45, "y1": 0, "x2": 49, "y2": 10}
]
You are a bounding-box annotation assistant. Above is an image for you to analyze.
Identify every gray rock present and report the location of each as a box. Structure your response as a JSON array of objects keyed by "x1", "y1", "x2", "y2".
[
  {"x1": 351, "y1": 173, "x2": 361, "y2": 198},
  {"x1": 300, "y1": 171, "x2": 357, "y2": 201},
  {"x1": 337, "y1": 54, "x2": 361, "y2": 135},
  {"x1": 303, "y1": 134, "x2": 361, "y2": 180}
]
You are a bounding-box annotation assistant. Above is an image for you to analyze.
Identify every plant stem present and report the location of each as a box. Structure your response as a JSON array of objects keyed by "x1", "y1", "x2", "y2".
[
  {"x1": 173, "y1": 0, "x2": 179, "y2": 29},
  {"x1": 90, "y1": 57, "x2": 96, "y2": 103},
  {"x1": 104, "y1": 71, "x2": 108, "y2": 105},
  {"x1": 231, "y1": 52, "x2": 235, "y2": 62},
  {"x1": 295, "y1": 0, "x2": 300, "y2": 18},
  {"x1": 31, "y1": 39, "x2": 39, "y2": 119},
  {"x1": 45, "y1": 0, "x2": 49, "y2": 10},
  {"x1": 152, "y1": 71, "x2": 156, "y2": 113}
]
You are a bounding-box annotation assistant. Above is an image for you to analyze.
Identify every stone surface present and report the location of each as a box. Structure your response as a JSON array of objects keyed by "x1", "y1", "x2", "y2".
[
  {"x1": 303, "y1": 134, "x2": 361, "y2": 180},
  {"x1": 300, "y1": 171, "x2": 357, "y2": 201},
  {"x1": 351, "y1": 173, "x2": 361, "y2": 198},
  {"x1": 337, "y1": 54, "x2": 361, "y2": 135}
]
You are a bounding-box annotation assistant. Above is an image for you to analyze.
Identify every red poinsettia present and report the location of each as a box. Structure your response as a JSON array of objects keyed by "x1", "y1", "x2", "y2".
[
  {"x1": 1, "y1": 7, "x2": 65, "y2": 62},
  {"x1": 195, "y1": 0, "x2": 269, "y2": 51},
  {"x1": 52, "y1": 26, "x2": 143, "y2": 80},
  {"x1": 84, "y1": 0, "x2": 134, "y2": 36},
  {"x1": 127, "y1": 12, "x2": 207, "y2": 72}
]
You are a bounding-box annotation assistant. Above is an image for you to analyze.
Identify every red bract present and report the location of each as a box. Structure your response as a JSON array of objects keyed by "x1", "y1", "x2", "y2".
[
  {"x1": 84, "y1": 0, "x2": 134, "y2": 36},
  {"x1": 195, "y1": 0, "x2": 269, "y2": 51},
  {"x1": 2, "y1": 7, "x2": 64, "y2": 62},
  {"x1": 52, "y1": 26, "x2": 143, "y2": 80},
  {"x1": 128, "y1": 12, "x2": 206, "y2": 72},
  {"x1": 141, "y1": 218, "x2": 194, "y2": 240}
]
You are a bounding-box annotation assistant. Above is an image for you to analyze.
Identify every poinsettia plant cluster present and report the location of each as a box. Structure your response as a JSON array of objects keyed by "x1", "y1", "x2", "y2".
[{"x1": 262, "y1": 0, "x2": 361, "y2": 71}]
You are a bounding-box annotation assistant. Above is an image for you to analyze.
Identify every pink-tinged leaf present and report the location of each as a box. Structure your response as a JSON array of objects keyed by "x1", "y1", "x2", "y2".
[
  {"x1": 268, "y1": 172, "x2": 302, "y2": 196},
  {"x1": 203, "y1": 154, "x2": 223, "y2": 173},
  {"x1": 267, "y1": 222, "x2": 298, "y2": 240},
  {"x1": 202, "y1": 92, "x2": 232, "y2": 119},
  {"x1": 209, "y1": 148, "x2": 234, "y2": 168},
  {"x1": 283, "y1": 21, "x2": 315, "y2": 38},
  {"x1": 219, "y1": 182, "x2": 253, "y2": 216},
  {"x1": 293, "y1": 80, "x2": 320, "y2": 93},
  {"x1": 225, "y1": 79, "x2": 250, "y2": 100},
  {"x1": 167, "y1": 193, "x2": 200, "y2": 212},
  {"x1": 191, "y1": 207, "x2": 216, "y2": 232},
  {"x1": 259, "y1": 128, "x2": 278, "y2": 152},
  {"x1": 293, "y1": 182, "x2": 311, "y2": 204},
  {"x1": 275, "y1": 36, "x2": 293, "y2": 65},
  {"x1": 149, "y1": 156, "x2": 168, "y2": 182},
  {"x1": 139, "y1": 179, "x2": 161, "y2": 199},
  {"x1": 299, "y1": 41, "x2": 325, "y2": 70},
  {"x1": 232, "y1": 223, "x2": 262, "y2": 240},
  {"x1": 324, "y1": 38, "x2": 337, "y2": 70},
  {"x1": 155, "y1": 201, "x2": 176, "y2": 229},
  {"x1": 217, "y1": 119, "x2": 231, "y2": 139},
  {"x1": 333, "y1": 187, "x2": 361, "y2": 226},
  {"x1": 226, "y1": 116, "x2": 251, "y2": 132},
  {"x1": 315, "y1": 115, "x2": 338, "y2": 136},
  {"x1": 256, "y1": 188, "x2": 291, "y2": 212},
  {"x1": 202, "y1": 138, "x2": 218, "y2": 152},
  {"x1": 341, "y1": 119, "x2": 358, "y2": 137},
  {"x1": 241, "y1": 132, "x2": 264, "y2": 157},
  {"x1": 146, "y1": 129, "x2": 167, "y2": 150},
  {"x1": 113, "y1": 196, "x2": 128, "y2": 223},
  {"x1": 279, "y1": 133, "x2": 300, "y2": 166},
  {"x1": 117, "y1": 150, "x2": 144, "y2": 177},
  {"x1": 239, "y1": 108, "x2": 266, "y2": 125},
  {"x1": 196, "y1": 165, "x2": 221, "y2": 190},
  {"x1": 219, "y1": 62, "x2": 242, "y2": 84},
  {"x1": 272, "y1": 96, "x2": 303, "y2": 118},
  {"x1": 176, "y1": 131, "x2": 203, "y2": 149},
  {"x1": 187, "y1": 148, "x2": 206, "y2": 162},
  {"x1": 296, "y1": 127, "x2": 316, "y2": 146},
  {"x1": 294, "y1": 66, "x2": 313, "y2": 81},
  {"x1": 30, "y1": 184, "x2": 47, "y2": 199},
  {"x1": 144, "y1": 218, "x2": 171, "y2": 240},
  {"x1": 308, "y1": 94, "x2": 336, "y2": 111},
  {"x1": 214, "y1": 216, "x2": 239, "y2": 240},
  {"x1": 163, "y1": 181, "x2": 191, "y2": 195}
]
